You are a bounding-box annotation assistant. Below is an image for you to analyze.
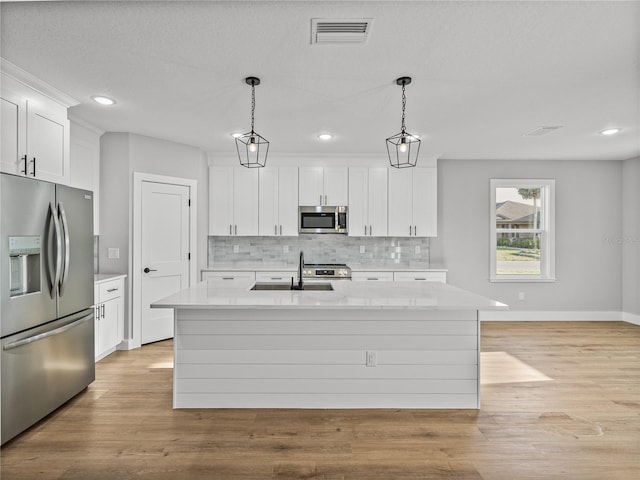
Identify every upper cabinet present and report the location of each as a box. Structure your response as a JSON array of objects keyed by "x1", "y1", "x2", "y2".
[
  {"x1": 209, "y1": 166, "x2": 259, "y2": 236},
  {"x1": 388, "y1": 167, "x2": 437, "y2": 237},
  {"x1": 299, "y1": 166, "x2": 348, "y2": 206},
  {"x1": 348, "y1": 167, "x2": 388, "y2": 237},
  {"x1": 258, "y1": 167, "x2": 298, "y2": 236},
  {"x1": 0, "y1": 70, "x2": 76, "y2": 185},
  {"x1": 70, "y1": 120, "x2": 102, "y2": 234}
]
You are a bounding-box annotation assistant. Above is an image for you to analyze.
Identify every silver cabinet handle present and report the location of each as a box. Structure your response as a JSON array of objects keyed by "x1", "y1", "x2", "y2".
[
  {"x1": 367, "y1": 277, "x2": 379, "y2": 281},
  {"x1": 3, "y1": 313, "x2": 93, "y2": 351},
  {"x1": 58, "y1": 202, "x2": 70, "y2": 296},
  {"x1": 235, "y1": 225, "x2": 238, "y2": 235},
  {"x1": 415, "y1": 277, "x2": 427, "y2": 281},
  {"x1": 96, "y1": 305, "x2": 100, "y2": 320},
  {"x1": 229, "y1": 224, "x2": 232, "y2": 235},
  {"x1": 324, "y1": 195, "x2": 327, "y2": 205},
  {"x1": 271, "y1": 277, "x2": 283, "y2": 280},
  {"x1": 409, "y1": 226, "x2": 412, "y2": 236},
  {"x1": 280, "y1": 225, "x2": 282, "y2": 235},
  {"x1": 275, "y1": 225, "x2": 278, "y2": 235},
  {"x1": 370, "y1": 225, "x2": 372, "y2": 236},
  {"x1": 47, "y1": 201, "x2": 62, "y2": 299},
  {"x1": 414, "y1": 226, "x2": 417, "y2": 236},
  {"x1": 101, "y1": 304, "x2": 105, "y2": 319},
  {"x1": 319, "y1": 194, "x2": 322, "y2": 205},
  {"x1": 222, "y1": 277, "x2": 234, "y2": 280},
  {"x1": 106, "y1": 287, "x2": 119, "y2": 292}
]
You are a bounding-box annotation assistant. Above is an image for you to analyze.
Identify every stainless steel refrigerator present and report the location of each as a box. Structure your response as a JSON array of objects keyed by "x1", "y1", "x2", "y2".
[{"x1": 1, "y1": 172, "x2": 95, "y2": 444}]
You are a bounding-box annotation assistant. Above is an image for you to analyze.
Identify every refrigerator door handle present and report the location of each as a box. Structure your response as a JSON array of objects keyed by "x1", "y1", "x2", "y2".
[
  {"x1": 57, "y1": 202, "x2": 71, "y2": 296},
  {"x1": 2, "y1": 313, "x2": 93, "y2": 351},
  {"x1": 48, "y1": 201, "x2": 63, "y2": 299}
]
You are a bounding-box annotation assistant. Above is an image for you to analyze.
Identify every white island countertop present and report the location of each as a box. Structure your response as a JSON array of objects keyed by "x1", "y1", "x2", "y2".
[{"x1": 152, "y1": 280, "x2": 507, "y2": 311}]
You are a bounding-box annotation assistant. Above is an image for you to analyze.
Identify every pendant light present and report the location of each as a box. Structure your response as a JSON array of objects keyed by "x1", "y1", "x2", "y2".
[
  {"x1": 386, "y1": 76, "x2": 420, "y2": 168},
  {"x1": 236, "y1": 76, "x2": 269, "y2": 168}
]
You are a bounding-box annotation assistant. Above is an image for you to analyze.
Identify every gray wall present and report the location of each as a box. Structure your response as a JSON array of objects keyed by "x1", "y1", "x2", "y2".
[
  {"x1": 99, "y1": 132, "x2": 209, "y2": 338},
  {"x1": 430, "y1": 159, "x2": 624, "y2": 312},
  {"x1": 622, "y1": 156, "x2": 640, "y2": 316}
]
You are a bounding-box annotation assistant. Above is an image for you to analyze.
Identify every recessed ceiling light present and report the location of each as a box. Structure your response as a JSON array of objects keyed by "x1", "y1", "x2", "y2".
[
  {"x1": 91, "y1": 95, "x2": 116, "y2": 106},
  {"x1": 317, "y1": 133, "x2": 333, "y2": 141},
  {"x1": 231, "y1": 132, "x2": 244, "y2": 138},
  {"x1": 600, "y1": 128, "x2": 621, "y2": 136}
]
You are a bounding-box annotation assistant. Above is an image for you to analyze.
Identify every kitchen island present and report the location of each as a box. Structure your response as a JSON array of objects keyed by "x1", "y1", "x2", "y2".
[{"x1": 152, "y1": 280, "x2": 507, "y2": 409}]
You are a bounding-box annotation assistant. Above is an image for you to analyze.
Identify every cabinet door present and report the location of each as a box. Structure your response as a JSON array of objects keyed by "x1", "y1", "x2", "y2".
[
  {"x1": 98, "y1": 298, "x2": 120, "y2": 355},
  {"x1": 258, "y1": 168, "x2": 278, "y2": 236},
  {"x1": 233, "y1": 167, "x2": 259, "y2": 236},
  {"x1": 26, "y1": 95, "x2": 70, "y2": 185},
  {"x1": 298, "y1": 167, "x2": 323, "y2": 205},
  {"x1": 0, "y1": 86, "x2": 27, "y2": 175},
  {"x1": 348, "y1": 167, "x2": 368, "y2": 236},
  {"x1": 323, "y1": 167, "x2": 348, "y2": 205},
  {"x1": 368, "y1": 168, "x2": 388, "y2": 237},
  {"x1": 277, "y1": 167, "x2": 299, "y2": 236},
  {"x1": 388, "y1": 167, "x2": 413, "y2": 237},
  {"x1": 209, "y1": 166, "x2": 234, "y2": 235},
  {"x1": 412, "y1": 168, "x2": 437, "y2": 237}
]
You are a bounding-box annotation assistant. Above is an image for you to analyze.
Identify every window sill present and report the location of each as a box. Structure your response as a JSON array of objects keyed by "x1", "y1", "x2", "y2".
[{"x1": 490, "y1": 276, "x2": 556, "y2": 283}]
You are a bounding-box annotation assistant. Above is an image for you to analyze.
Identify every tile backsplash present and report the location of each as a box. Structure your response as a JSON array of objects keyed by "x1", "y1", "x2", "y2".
[{"x1": 208, "y1": 235, "x2": 430, "y2": 268}]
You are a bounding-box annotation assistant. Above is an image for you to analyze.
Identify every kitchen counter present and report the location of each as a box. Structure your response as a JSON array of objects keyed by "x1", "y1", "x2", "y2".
[
  {"x1": 94, "y1": 273, "x2": 127, "y2": 284},
  {"x1": 153, "y1": 281, "x2": 506, "y2": 410}
]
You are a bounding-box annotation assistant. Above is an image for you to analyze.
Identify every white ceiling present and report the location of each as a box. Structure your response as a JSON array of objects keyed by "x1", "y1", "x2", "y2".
[{"x1": 1, "y1": 1, "x2": 639, "y2": 161}]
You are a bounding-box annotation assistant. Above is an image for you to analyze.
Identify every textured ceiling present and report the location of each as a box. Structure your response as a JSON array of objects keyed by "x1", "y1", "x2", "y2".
[{"x1": 1, "y1": 1, "x2": 638, "y2": 161}]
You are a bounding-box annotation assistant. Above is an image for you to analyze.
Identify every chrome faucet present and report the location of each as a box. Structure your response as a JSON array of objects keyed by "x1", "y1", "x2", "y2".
[{"x1": 291, "y1": 250, "x2": 304, "y2": 290}]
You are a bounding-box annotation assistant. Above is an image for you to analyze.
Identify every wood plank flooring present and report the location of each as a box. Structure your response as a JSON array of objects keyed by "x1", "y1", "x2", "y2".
[{"x1": 1, "y1": 321, "x2": 639, "y2": 479}]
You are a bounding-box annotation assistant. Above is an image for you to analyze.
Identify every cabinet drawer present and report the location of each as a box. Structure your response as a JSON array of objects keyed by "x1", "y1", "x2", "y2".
[
  {"x1": 97, "y1": 278, "x2": 124, "y2": 303},
  {"x1": 255, "y1": 271, "x2": 296, "y2": 283},
  {"x1": 202, "y1": 271, "x2": 256, "y2": 284},
  {"x1": 351, "y1": 271, "x2": 394, "y2": 282},
  {"x1": 393, "y1": 271, "x2": 447, "y2": 283}
]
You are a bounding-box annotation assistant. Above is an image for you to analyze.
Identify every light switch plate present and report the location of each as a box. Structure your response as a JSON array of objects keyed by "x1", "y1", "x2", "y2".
[{"x1": 107, "y1": 247, "x2": 119, "y2": 259}]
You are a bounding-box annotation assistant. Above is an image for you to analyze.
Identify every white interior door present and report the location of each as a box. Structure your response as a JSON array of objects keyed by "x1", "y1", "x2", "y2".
[{"x1": 141, "y1": 181, "x2": 190, "y2": 344}]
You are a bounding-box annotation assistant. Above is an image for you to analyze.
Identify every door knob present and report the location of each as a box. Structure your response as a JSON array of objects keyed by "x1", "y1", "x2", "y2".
[{"x1": 143, "y1": 267, "x2": 157, "y2": 273}]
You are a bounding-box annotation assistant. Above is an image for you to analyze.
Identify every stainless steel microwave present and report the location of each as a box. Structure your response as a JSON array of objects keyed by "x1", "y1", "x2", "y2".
[{"x1": 299, "y1": 206, "x2": 348, "y2": 234}]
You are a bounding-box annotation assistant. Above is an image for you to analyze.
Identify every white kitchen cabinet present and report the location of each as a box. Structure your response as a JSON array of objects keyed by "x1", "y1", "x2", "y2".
[
  {"x1": 351, "y1": 271, "x2": 395, "y2": 282},
  {"x1": 70, "y1": 120, "x2": 101, "y2": 234},
  {"x1": 348, "y1": 167, "x2": 388, "y2": 237},
  {"x1": 298, "y1": 166, "x2": 348, "y2": 206},
  {"x1": 388, "y1": 167, "x2": 437, "y2": 237},
  {"x1": 0, "y1": 73, "x2": 73, "y2": 185},
  {"x1": 201, "y1": 271, "x2": 256, "y2": 285},
  {"x1": 393, "y1": 271, "x2": 447, "y2": 283},
  {"x1": 259, "y1": 167, "x2": 298, "y2": 236},
  {"x1": 94, "y1": 277, "x2": 124, "y2": 361},
  {"x1": 209, "y1": 166, "x2": 259, "y2": 236},
  {"x1": 255, "y1": 271, "x2": 297, "y2": 284}
]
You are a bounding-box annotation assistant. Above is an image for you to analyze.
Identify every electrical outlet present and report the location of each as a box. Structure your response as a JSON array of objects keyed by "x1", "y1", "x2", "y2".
[
  {"x1": 283, "y1": 245, "x2": 289, "y2": 253},
  {"x1": 360, "y1": 245, "x2": 365, "y2": 253},
  {"x1": 415, "y1": 245, "x2": 421, "y2": 254},
  {"x1": 107, "y1": 247, "x2": 119, "y2": 259},
  {"x1": 366, "y1": 350, "x2": 377, "y2": 367},
  {"x1": 233, "y1": 245, "x2": 239, "y2": 253},
  {"x1": 518, "y1": 292, "x2": 525, "y2": 301}
]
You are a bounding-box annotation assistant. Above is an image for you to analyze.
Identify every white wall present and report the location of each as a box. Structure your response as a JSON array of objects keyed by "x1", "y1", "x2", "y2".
[
  {"x1": 99, "y1": 132, "x2": 208, "y2": 339},
  {"x1": 622, "y1": 156, "x2": 640, "y2": 320},
  {"x1": 430, "y1": 159, "x2": 624, "y2": 313}
]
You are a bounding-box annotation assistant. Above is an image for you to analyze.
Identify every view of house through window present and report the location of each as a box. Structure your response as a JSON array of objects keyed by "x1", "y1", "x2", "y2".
[{"x1": 490, "y1": 180, "x2": 555, "y2": 282}]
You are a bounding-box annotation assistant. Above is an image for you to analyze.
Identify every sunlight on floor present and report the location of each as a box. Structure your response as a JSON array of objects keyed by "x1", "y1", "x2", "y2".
[
  {"x1": 148, "y1": 361, "x2": 174, "y2": 369},
  {"x1": 481, "y1": 351, "x2": 553, "y2": 385}
]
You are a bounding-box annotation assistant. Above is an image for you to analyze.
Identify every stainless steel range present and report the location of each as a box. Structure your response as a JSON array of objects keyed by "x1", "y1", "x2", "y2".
[{"x1": 303, "y1": 263, "x2": 352, "y2": 281}]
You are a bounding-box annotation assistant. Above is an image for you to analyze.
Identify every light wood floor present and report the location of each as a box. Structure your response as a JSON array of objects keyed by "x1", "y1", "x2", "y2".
[{"x1": 1, "y1": 322, "x2": 639, "y2": 479}]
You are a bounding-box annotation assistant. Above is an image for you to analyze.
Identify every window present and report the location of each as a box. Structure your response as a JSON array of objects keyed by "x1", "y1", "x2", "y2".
[{"x1": 490, "y1": 179, "x2": 555, "y2": 282}]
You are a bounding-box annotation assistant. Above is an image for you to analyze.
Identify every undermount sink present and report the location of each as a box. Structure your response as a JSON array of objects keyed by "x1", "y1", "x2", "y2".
[{"x1": 251, "y1": 283, "x2": 334, "y2": 291}]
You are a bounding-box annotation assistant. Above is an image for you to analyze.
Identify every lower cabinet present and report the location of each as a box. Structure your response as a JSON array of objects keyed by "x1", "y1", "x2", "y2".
[
  {"x1": 201, "y1": 271, "x2": 256, "y2": 285},
  {"x1": 351, "y1": 271, "x2": 395, "y2": 282},
  {"x1": 94, "y1": 277, "x2": 124, "y2": 361}
]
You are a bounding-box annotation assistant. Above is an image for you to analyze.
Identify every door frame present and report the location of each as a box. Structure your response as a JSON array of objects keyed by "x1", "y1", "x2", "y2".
[{"x1": 131, "y1": 172, "x2": 197, "y2": 349}]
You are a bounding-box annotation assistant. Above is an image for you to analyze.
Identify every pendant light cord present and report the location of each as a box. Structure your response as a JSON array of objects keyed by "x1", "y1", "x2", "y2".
[
  {"x1": 250, "y1": 84, "x2": 256, "y2": 134},
  {"x1": 401, "y1": 82, "x2": 406, "y2": 134}
]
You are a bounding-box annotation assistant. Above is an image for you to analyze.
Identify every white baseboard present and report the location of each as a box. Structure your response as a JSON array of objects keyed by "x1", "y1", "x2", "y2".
[
  {"x1": 623, "y1": 312, "x2": 640, "y2": 325},
  {"x1": 479, "y1": 311, "x2": 624, "y2": 322},
  {"x1": 117, "y1": 339, "x2": 138, "y2": 351}
]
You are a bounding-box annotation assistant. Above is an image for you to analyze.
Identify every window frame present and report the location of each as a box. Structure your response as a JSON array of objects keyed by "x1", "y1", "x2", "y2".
[{"x1": 490, "y1": 179, "x2": 556, "y2": 283}]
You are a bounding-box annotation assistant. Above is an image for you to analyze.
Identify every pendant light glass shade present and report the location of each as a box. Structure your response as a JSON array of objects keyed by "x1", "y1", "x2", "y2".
[
  {"x1": 236, "y1": 77, "x2": 269, "y2": 168},
  {"x1": 386, "y1": 77, "x2": 420, "y2": 168}
]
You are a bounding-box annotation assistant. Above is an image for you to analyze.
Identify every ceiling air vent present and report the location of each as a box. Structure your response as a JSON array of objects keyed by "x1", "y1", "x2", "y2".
[
  {"x1": 311, "y1": 18, "x2": 373, "y2": 45},
  {"x1": 523, "y1": 126, "x2": 563, "y2": 137}
]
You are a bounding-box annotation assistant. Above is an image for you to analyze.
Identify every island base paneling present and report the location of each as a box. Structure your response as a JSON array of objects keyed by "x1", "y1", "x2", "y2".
[{"x1": 173, "y1": 308, "x2": 480, "y2": 409}]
